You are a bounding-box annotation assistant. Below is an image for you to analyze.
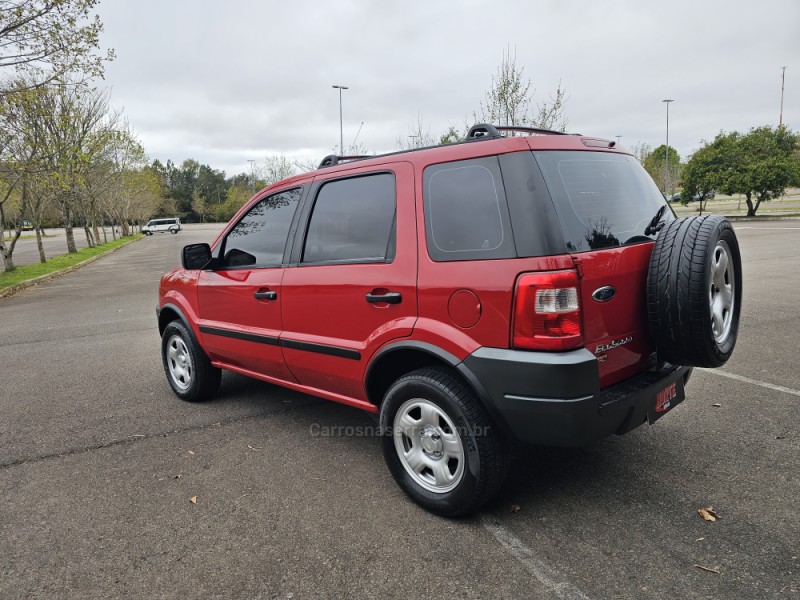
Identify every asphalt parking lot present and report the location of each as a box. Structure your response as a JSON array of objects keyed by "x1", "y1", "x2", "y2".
[{"x1": 1, "y1": 223, "x2": 798, "y2": 599}]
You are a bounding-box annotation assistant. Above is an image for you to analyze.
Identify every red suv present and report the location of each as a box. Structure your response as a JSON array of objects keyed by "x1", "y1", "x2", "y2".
[{"x1": 157, "y1": 124, "x2": 742, "y2": 516}]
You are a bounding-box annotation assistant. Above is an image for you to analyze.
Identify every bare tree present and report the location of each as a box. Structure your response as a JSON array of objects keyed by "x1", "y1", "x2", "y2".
[
  {"x1": 257, "y1": 154, "x2": 296, "y2": 186},
  {"x1": 396, "y1": 113, "x2": 437, "y2": 150},
  {"x1": 476, "y1": 48, "x2": 568, "y2": 132}
]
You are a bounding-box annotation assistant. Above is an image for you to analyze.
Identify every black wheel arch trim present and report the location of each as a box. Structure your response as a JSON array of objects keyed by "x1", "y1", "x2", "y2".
[
  {"x1": 158, "y1": 303, "x2": 193, "y2": 336},
  {"x1": 365, "y1": 340, "x2": 515, "y2": 441}
]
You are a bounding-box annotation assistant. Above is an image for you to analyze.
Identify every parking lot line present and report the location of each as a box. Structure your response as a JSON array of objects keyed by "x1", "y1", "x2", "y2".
[
  {"x1": 704, "y1": 369, "x2": 800, "y2": 397},
  {"x1": 481, "y1": 516, "x2": 591, "y2": 600}
]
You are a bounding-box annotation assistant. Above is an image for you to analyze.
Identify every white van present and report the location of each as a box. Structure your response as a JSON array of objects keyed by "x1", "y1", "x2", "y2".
[{"x1": 143, "y1": 218, "x2": 181, "y2": 235}]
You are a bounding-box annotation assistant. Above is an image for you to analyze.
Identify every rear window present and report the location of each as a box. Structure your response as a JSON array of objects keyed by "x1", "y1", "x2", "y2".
[{"x1": 533, "y1": 151, "x2": 668, "y2": 252}]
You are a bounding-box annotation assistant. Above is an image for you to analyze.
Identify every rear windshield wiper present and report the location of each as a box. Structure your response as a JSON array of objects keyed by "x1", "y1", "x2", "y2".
[{"x1": 644, "y1": 205, "x2": 667, "y2": 236}]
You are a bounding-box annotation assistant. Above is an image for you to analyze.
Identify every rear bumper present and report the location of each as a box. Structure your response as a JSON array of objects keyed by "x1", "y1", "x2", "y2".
[{"x1": 461, "y1": 347, "x2": 692, "y2": 447}]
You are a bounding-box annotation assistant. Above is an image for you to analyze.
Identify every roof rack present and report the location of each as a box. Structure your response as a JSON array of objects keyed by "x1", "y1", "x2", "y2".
[
  {"x1": 318, "y1": 154, "x2": 372, "y2": 169},
  {"x1": 466, "y1": 123, "x2": 574, "y2": 141}
]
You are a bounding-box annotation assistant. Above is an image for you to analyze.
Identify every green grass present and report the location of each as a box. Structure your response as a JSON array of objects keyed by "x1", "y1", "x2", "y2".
[{"x1": 0, "y1": 234, "x2": 143, "y2": 291}]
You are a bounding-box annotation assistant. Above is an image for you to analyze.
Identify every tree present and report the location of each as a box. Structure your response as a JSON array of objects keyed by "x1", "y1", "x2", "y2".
[
  {"x1": 0, "y1": 0, "x2": 114, "y2": 95},
  {"x1": 439, "y1": 125, "x2": 466, "y2": 145},
  {"x1": 682, "y1": 133, "x2": 737, "y2": 213},
  {"x1": 476, "y1": 48, "x2": 568, "y2": 132},
  {"x1": 642, "y1": 145, "x2": 681, "y2": 193},
  {"x1": 396, "y1": 114, "x2": 436, "y2": 150},
  {"x1": 683, "y1": 126, "x2": 800, "y2": 216},
  {"x1": 258, "y1": 154, "x2": 295, "y2": 186}
]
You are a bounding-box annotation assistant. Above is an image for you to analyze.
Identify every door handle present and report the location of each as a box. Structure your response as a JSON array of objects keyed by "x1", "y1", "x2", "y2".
[
  {"x1": 254, "y1": 290, "x2": 277, "y2": 301},
  {"x1": 366, "y1": 291, "x2": 402, "y2": 304}
]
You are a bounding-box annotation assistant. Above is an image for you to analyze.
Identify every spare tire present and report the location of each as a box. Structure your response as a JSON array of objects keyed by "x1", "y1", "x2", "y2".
[{"x1": 647, "y1": 215, "x2": 742, "y2": 368}]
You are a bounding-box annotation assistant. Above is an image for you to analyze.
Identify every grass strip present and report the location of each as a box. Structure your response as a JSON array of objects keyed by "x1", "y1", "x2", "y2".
[{"x1": 0, "y1": 234, "x2": 143, "y2": 292}]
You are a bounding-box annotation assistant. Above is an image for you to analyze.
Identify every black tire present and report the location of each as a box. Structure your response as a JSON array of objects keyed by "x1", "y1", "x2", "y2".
[
  {"x1": 647, "y1": 215, "x2": 742, "y2": 367},
  {"x1": 145, "y1": 231, "x2": 152, "y2": 236},
  {"x1": 170, "y1": 228, "x2": 178, "y2": 234},
  {"x1": 161, "y1": 320, "x2": 221, "y2": 401},
  {"x1": 379, "y1": 367, "x2": 508, "y2": 517}
]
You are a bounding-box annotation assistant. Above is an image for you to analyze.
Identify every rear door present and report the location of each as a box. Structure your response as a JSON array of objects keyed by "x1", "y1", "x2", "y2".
[
  {"x1": 280, "y1": 164, "x2": 417, "y2": 402},
  {"x1": 532, "y1": 150, "x2": 671, "y2": 387},
  {"x1": 196, "y1": 187, "x2": 303, "y2": 381}
]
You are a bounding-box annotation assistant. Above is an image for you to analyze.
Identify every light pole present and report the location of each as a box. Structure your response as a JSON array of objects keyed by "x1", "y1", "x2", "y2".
[
  {"x1": 332, "y1": 85, "x2": 348, "y2": 155},
  {"x1": 662, "y1": 99, "x2": 674, "y2": 197},
  {"x1": 780, "y1": 66, "x2": 787, "y2": 126},
  {"x1": 615, "y1": 135, "x2": 622, "y2": 145},
  {"x1": 248, "y1": 159, "x2": 256, "y2": 192}
]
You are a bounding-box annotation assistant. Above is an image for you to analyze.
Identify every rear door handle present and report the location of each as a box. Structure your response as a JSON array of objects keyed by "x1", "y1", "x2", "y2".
[
  {"x1": 254, "y1": 290, "x2": 277, "y2": 301},
  {"x1": 366, "y1": 291, "x2": 402, "y2": 304}
]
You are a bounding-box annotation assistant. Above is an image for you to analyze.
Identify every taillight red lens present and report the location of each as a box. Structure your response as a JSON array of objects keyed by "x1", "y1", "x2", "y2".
[{"x1": 513, "y1": 270, "x2": 583, "y2": 351}]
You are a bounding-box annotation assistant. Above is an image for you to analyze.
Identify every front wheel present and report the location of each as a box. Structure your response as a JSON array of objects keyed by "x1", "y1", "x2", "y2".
[
  {"x1": 380, "y1": 367, "x2": 508, "y2": 517},
  {"x1": 170, "y1": 228, "x2": 179, "y2": 234},
  {"x1": 161, "y1": 320, "x2": 221, "y2": 401}
]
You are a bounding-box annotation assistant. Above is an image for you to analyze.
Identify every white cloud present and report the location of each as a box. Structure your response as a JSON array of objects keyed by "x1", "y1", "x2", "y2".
[{"x1": 97, "y1": 0, "x2": 800, "y2": 175}]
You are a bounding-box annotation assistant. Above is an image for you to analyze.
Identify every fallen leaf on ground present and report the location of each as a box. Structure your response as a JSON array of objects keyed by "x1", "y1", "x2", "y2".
[
  {"x1": 712, "y1": 403, "x2": 721, "y2": 408},
  {"x1": 696, "y1": 537, "x2": 705, "y2": 542},
  {"x1": 698, "y1": 506, "x2": 720, "y2": 522},
  {"x1": 247, "y1": 445, "x2": 261, "y2": 451},
  {"x1": 174, "y1": 474, "x2": 181, "y2": 479},
  {"x1": 190, "y1": 496, "x2": 198, "y2": 504},
  {"x1": 693, "y1": 564, "x2": 721, "y2": 574},
  {"x1": 509, "y1": 504, "x2": 521, "y2": 513},
  {"x1": 187, "y1": 450, "x2": 195, "y2": 455}
]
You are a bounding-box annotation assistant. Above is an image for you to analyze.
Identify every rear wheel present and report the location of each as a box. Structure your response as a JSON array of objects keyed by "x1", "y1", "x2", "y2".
[
  {"x1": 170, "y1": 228, "x2": 179, "y2": 234},
  {"x1": 380, "y1": 367, "x2": 508, "y2": 517},
  {"x1": 161, "y1": 320, "x2": 221, "y2": 401},
  {"x1": 647, "y1": 215, "x2": 742, "y2": 367}
]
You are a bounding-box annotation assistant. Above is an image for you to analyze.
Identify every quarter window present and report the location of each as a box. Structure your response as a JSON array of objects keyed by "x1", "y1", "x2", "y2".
[
  {"x1": 423, "y1": 157, "x2": 516, "y2": 261},
  {"x1": 302, "y1": 173, "x2": 396, "y2": 264},
  {"x1": 221, "y1": 188, "x2": 301, "y2": 267}
]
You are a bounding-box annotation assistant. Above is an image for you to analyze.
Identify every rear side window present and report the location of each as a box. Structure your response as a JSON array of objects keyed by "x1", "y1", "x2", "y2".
[
  {"x1": 533, "y1": 151, "x2": 668, "y2": 252},
  {"x1": 423, "y1": 157, "x2": 515, "y2": 262},
  {"x1": 221, "y1": 187, "x2": 301, "y2": 267},
  {"x1": 302, "y1": 173, "x2": 396, "y2": 264}
]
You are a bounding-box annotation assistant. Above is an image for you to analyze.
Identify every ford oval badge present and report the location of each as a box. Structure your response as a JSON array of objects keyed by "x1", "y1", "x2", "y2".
[{"x1": 592, "y1": 286, "x2": 616, "y2": 302}]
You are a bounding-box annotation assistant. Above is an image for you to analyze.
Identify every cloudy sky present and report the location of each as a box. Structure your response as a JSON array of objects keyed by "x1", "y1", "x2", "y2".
[{"x1": 95, "y1": 0, "x2": 799, "y2": 177}]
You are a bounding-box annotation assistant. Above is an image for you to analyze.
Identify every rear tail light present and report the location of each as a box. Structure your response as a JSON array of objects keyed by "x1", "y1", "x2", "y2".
[{"x1": 513, "y1": 270, "x2": 583, "y2": 351}]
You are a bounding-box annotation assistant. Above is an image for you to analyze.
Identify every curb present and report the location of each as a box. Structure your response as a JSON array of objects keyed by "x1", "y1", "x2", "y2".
[{"x1": 0, "y1": 236, "x2": 142, "y2": 299}]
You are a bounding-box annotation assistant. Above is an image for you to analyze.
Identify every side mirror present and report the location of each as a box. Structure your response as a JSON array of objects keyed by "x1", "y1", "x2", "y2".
[{"x1": 182, "y1": 243, "x2": 212, "y2": 270}]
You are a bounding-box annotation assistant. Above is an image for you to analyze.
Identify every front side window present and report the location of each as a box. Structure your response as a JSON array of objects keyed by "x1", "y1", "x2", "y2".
[
  {"x1": 302, "y1": 173, "x2": 396, "y2": 264},
  {"x1": 221, "y1": 187, "x2": 301, "y2": 268},
  {"x1": 423, "y1": 157, "x2": 516, "y2": 261}
]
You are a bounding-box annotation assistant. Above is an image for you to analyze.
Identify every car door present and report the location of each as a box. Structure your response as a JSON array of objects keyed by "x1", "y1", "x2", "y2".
[
  {"x1": 280, "y1": 164, "x2": 417, "y2": 402},
  {"x1": 196, "y1": 186, "x2": 304, "y2": 382}
]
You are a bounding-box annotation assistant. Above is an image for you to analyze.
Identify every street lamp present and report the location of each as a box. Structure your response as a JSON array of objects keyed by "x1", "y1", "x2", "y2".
[
  {"x1": 615, "y1": 135, "x2": 622, "y2": 145},
  {"x1": 332, "y1": 85, "x2": 349, "y2": 155},
  {"x1": 662, "y1": 99, "x2": 674, "y2": 197}
]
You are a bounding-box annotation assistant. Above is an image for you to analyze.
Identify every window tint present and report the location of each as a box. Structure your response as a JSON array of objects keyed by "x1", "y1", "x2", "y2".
[
  {"x1": 302, "y1": 173, "x2": 396, "y2": 263},
  {"x1": 533, "y1": 151, "x2": 669, "y2": 252},
  {"x1": 423, "y1": 157, "x2": 516, "y2": 261},
  {"x1": 221, "y1": 187, "x2": 301, "y2": 267}
]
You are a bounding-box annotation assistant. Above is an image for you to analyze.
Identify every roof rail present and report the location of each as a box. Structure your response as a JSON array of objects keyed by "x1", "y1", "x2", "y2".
[
  {"x1": 466, "y1": 123, "x2": 573, "y2": 141},
  {"x1": 318, "y1": 154, "x2": 372, "y2": 169}
]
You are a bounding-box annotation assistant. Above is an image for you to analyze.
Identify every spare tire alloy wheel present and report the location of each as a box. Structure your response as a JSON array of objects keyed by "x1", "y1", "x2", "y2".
[
  {"x1": 710, "y1": 239, "x2": 735, "y2": 345},
  {"x1": 647, "y1": 215, "x2": 743, "y2": 368},
  {"x1": 380, "y1": 367, "x2": 508, "y2": 517}
]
